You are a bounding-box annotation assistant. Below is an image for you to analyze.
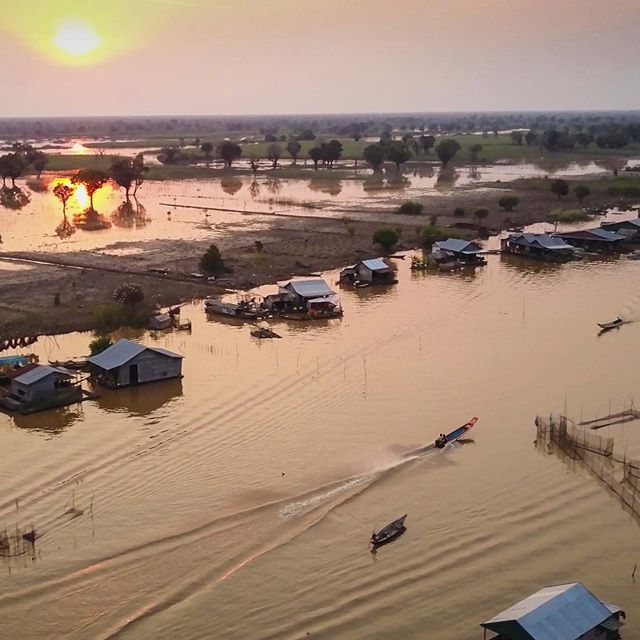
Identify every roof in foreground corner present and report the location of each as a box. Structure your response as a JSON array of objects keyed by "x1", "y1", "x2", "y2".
[{"x1": 481, "y1": 582, "x2": 617, "y2": 640}]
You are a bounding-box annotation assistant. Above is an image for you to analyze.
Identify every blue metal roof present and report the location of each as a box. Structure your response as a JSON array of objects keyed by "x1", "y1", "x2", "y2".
[
  {"x1": 283, "y1": 278, "x2": 335, "y2": 298},
  {"x1": 88, "y1": 339, "x2": 182, "y2": 370},
  {"x1": 481, "y1": 583, "x2": 617, "y2": 640},
  {"x1": 433, "y1": 238, "x2": 483, "y2": 254},
  {"x1": 602, "y1": 218, "x2": 640, "y2": 230},
  {"x1": 360, "y1": 258, "x2": 392, "y2": 271},
  {"x1": 509, "y1": 233, "x2": 573, "y2": 251},
  {"x1": 14, "y1": 365, "x2": 71, "y2": 385},
  {"x1": 556, "y1": 228, "x2": 625, "y2": 242}
]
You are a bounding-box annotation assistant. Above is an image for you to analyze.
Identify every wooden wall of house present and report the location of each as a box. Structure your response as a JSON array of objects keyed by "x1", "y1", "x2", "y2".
[{"x1": 11, "y1": 376, "x2": 56, "y2": 402}]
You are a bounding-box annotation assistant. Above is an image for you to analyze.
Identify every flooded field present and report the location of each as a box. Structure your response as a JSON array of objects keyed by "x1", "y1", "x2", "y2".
[
  {"x1": 0, "y1": 159, "x2": 627, "y2": 253},
  {"x1": 1, "y1": 253, "x2": 639, "y2": 638}
]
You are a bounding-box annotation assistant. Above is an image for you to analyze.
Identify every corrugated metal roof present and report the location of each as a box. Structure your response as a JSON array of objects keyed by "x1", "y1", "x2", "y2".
[
  {"x1": 434, "y1": 238, "x2": 483, "y2": 254},
  {"x1": 0, "y1": 355, "x2": 29, "y2": 368},
  {"x1": 602, "y1": 218, "x2": 640, "y2": 230},
  {"x1": 14, "y1": 365, "x2": 71, "y2": 385},
  {"x1": 481, "y1": 583, "x2": 616, "y2": 640},
  {"x1": 360, "y1": 258, "x2": 392, "y2": 271},
  {"x1": 556, "y1": 228, "x2": 625, "y2": 242},
  {"x1": 283, "y1": 278, "x2": 335, "y2": 298},
  {"x1": 88, "y1": 339, "x2": 182, "y2": 370},
  {"x1": 509, "y1": 233, "x2": 573, "y2": 251}
]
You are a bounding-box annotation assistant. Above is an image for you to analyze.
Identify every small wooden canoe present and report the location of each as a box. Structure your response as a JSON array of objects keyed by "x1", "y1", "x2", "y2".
[
  {"x1": 370, "y1": 515, "x2": 407, "y2": 550},
  {"x1": 598, "y1": 319, "x2": 625, "y2": 331}
]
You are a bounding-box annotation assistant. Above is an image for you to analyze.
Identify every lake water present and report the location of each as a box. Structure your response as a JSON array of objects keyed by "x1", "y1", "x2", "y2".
[{"x1": 1, "y1": 252, "x2": 639, "y2": 638}]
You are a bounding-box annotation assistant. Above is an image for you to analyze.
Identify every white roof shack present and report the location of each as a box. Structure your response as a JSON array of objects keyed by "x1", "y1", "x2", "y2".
[
  {"x1": 13, "y1": 365, "x2": 72, "y2": 385},
  {"x1": 281, "y1": 278, "x2": 335, "y2": 299},
  {"x1": 88, "y1": 339, "x2": 182, "y2": 371},
  {"x1": 481, "y1": 583, "x2": 624, "y2": 640}
]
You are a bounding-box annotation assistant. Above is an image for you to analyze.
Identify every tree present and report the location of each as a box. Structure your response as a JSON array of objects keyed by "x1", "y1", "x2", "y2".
[
  {"x1": 132, "y1": 153, "x2": 148, "y2": 196},
  {"x1": 247, "y1": 151, "x2": 260, "y2": 176},
  {"x1": 113, "y1": 282, "x2": 144, "y2": 305},
  {"x1": 32, "y1": 151, "x2": 48, "y2": 178},
  {"x1": 575, "y1": 132, "x2": 594, "y2": 148},
  {"x1": 72, "y1": 169, "x2": 109, "y2": 209},
  {"x1": 363, "y1": 143, "x2": 386, "y2": 172},
  {"x1": 525, "y1": 130, "x2": 538, "y2": 146},
  {"x1": 217, "y1": 141, "x2": 242, "y2": 167},
  {"x1": 386, "y1": 142, "x2": 412, "y2": 170},
  {"x1": 53, "y1": 183, "x2": 74, "y2": 218},
  {"x1": 200, "y1": 142, "x2": 214, "y2": 163},
  {"x1": 420, "y1": 135, "x2": 436, "y2": 154},
  {"x1": 286, "y1": 140, "x2": 302, "y2": 164},
  {"x1": 510, "y1": 131, "x2": 524, "y2": 146},
  {"x1": 498, "y1": 195, "x2": 520, "y2": 211},
  {"x1": 158, "y1": 147, "x2": 179, "y2": 164},
  {"x1": 474, "y1": 207, "x2": 489, "y2": 226},
  {"x1": 550, "y1": 179, "x2": 569, "y2": 199},
  {"x1": 373, "y1": 228, "x2": 399, "y2": 251},
  {"x1": 89, "y1": 335, "x2": 113, "y2": 355},
  {"x1": 267, "y1": 143, "x2": 281, "y2": 170},
  {"x1": 322, "y1": 139, "x2": 343, "y2": 168},
  {"x1": 469, "y1": 144, "x2": 483, "y2": 163},
  {"x1": 435, "y1": 139, "x2": 461, "y2": 167},
  {"x1": 574, "y1": 184, "x2": 591, "y2": 203},
  {"x1": 199, "y1": 244, "x2": 225, "y2": 275},
  {"x1": 2, "y1": 152, "x2": 27, "y2": 188},
  {"x1": 306, "y1": 146, "x2": 321, "y2": 170},
  {"x1": 110, "y1": 157, "x2": 137, "y2": 199}
]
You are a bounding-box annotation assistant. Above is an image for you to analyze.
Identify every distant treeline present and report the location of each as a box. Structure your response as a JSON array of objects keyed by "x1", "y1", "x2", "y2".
[{"x1": 1, "y1": 111, "x2": 639, "y2": 141}]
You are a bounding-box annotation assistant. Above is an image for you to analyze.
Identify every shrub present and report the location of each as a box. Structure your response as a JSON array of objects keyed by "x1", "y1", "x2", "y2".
[
  {"x1": 89, "y1": 335, "x2": 113, "y2": 355},
  {"x1": 113, "y1": 283, "x2": 144, "y2": 305},
  {"x1": 550, "y1": 179, "x2": 569, "y2": 199},
  {"x1": 397, "y1": 200, "x2": 424, "y2": 215},
  {"x1": 373, "y1": 228, "x2": 399, "y2": 251},
  {"x1": 548, "y1": 209, "x2": 591, "y2": 223},
  {"x1": 453, "y1": 207, "x2": 465, "y2": 217},
  {"x1": 200, "y1": 244, "x2": 225, "y2": 275},
  {"x1": 607, "y1": 185, "x2": 640, "y2": 198},
  {"x1": 573, "y1": 185, "x2": 591, "y2": 203},
  {"x1": 474, "y1": 207, "x2": 490, "y2": 225},
  {"x1": 254, "y1": 240, "x2": 264, "y2": 252},
  {"x1": 91, "y1": 303, "x2": 151, "y2": 332},
  {"x1": 420, "y1": 225, "x2": 461, "y2": 246},
  {"x1": 498, "y1": 196, "x2": 520, "y2": 211}
]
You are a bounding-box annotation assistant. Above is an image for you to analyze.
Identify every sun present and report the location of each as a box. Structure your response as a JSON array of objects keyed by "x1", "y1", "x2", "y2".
[{"x1": 52, "y1": 19, "x2": 101, "y2": 58}]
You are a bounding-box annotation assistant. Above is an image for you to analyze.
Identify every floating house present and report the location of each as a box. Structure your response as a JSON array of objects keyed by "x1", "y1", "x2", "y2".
[
  {"x1": 264, "y1": 278, "x2": 342, "y2": 318},
  {"x1": 0, "y1": 364, "x2": 81, "y2": 414},
  {"x1": 481, "y1": 582, "x2": 625, "y2": 640},
  {"x1": 554, "y1": 228, "x2": 625, "y2": 252},
  {"x1": 87, "y1": 339, "x2": 183, "y2": 388},
  {"x1": 340, "y1": 258, "x2": 396, "y2": 285},
  {"x1": 432, "y1": 239, "x2": 486, "y2": 265},
  {"x1": 501, "y1": 233, "x2": 575, "y2": 261},
  {"x1": 601, "y1": 218, "x2": 640, "y2": 242}
]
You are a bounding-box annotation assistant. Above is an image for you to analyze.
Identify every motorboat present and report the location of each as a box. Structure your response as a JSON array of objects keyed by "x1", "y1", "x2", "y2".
[{"x1": 434, "y1": 417, "x2": 479, "y2": 448}]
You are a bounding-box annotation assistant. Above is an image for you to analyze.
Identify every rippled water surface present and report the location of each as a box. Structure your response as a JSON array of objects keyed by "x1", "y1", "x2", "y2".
[{"x1": 1, "y1": 253, "x2": 640, "y2": 638}]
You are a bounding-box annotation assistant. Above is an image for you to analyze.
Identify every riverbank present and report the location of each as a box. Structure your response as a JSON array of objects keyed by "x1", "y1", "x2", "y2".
[{"x1": 2, "y1": 166, "x2": 639, "y2": 340}]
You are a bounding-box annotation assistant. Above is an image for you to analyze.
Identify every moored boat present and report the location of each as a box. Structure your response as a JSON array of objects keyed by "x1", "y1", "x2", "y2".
[
  {"x1": 204, "y1": 297, "x2": 261, "y2": 319},
  {"x1": 370, "y1": 515, "x2": 407, "y2": 550}
]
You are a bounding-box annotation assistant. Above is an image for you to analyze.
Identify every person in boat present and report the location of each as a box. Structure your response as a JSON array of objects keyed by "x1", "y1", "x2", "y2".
[{"x1": 435, "y1": 434, "x2": 447, "y2": 448}]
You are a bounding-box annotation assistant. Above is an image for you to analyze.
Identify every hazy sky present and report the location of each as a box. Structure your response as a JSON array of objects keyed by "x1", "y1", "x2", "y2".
[{"x1": 0, "y1": 0, "x2": 638, "y2": 117}]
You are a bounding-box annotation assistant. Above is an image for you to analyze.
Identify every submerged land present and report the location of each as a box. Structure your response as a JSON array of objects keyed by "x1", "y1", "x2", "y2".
[{"x1": 1, "y1": 111, "x2": 640, "y2": 339}]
